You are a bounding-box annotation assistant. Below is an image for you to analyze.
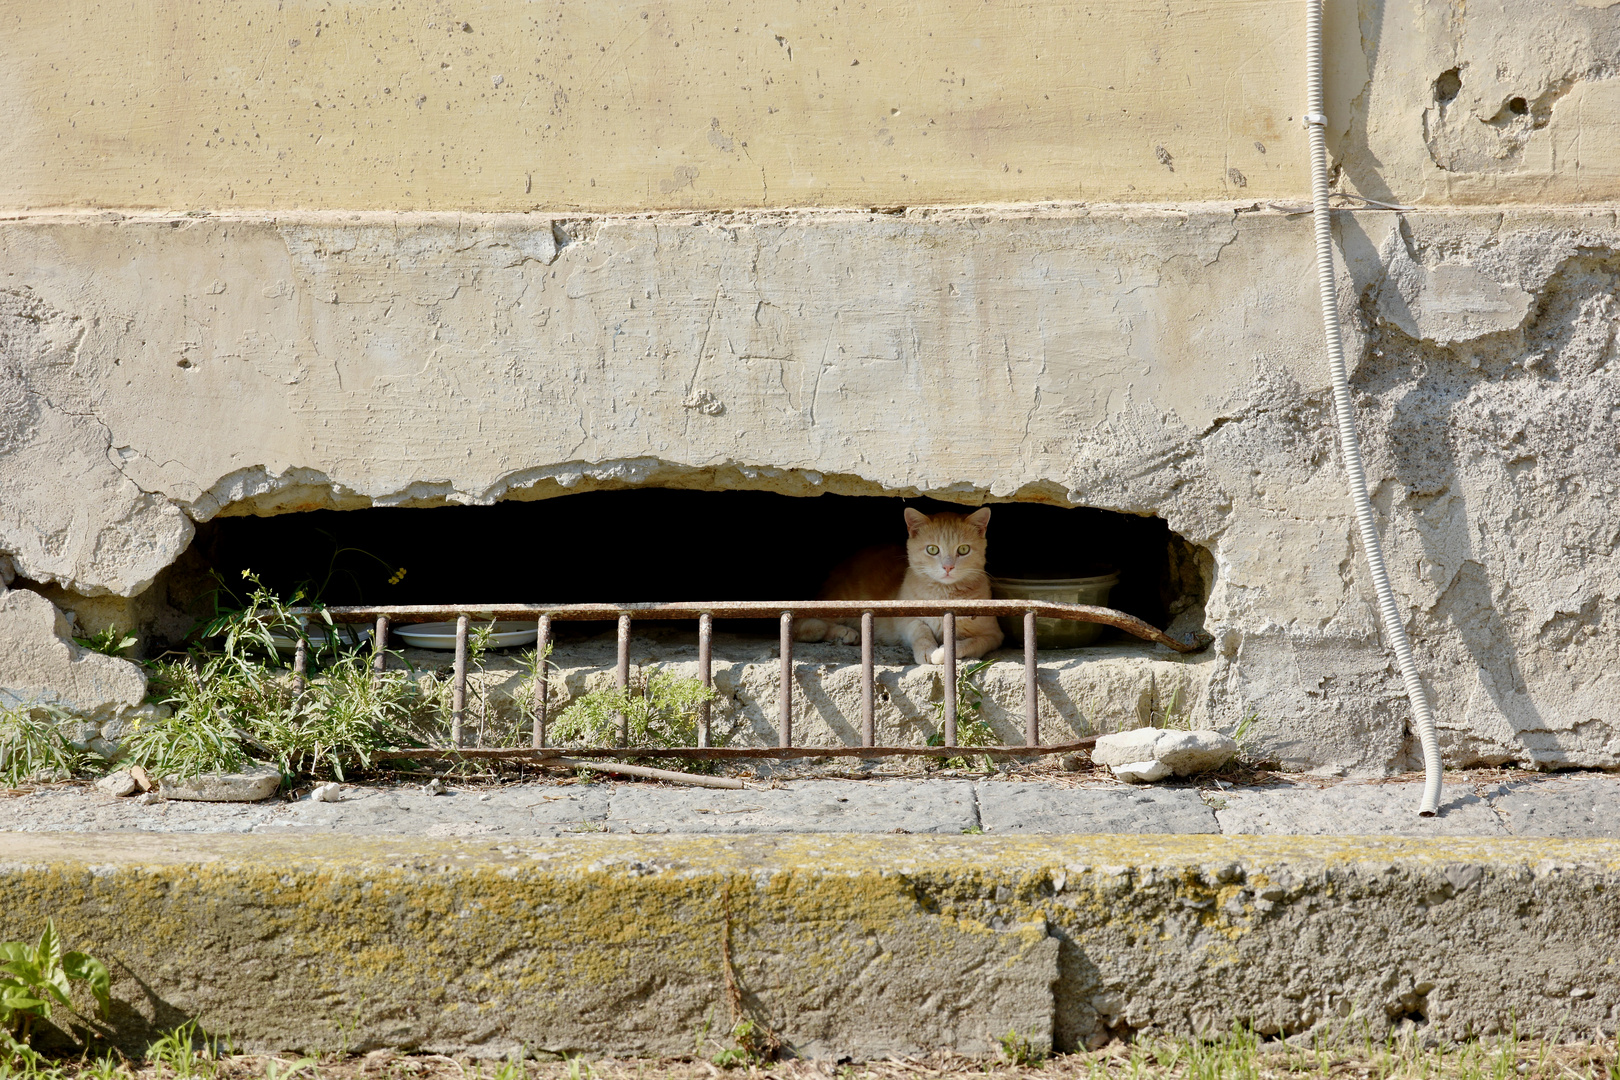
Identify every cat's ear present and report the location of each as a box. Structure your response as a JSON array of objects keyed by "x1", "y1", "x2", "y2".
[
  {"x1": 903, "y1": 508, "x2": 929, "y2": 537},
  {"x1": 965, "y1": 507, "x2": 992, "y2": 536}
]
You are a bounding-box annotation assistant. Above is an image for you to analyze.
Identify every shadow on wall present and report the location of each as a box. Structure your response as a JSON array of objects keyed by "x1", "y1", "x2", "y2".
[
  {"x1": 177, "y1": 489, "x2": 1207, "y2": 637},
  {"x1": 1340, "y1": 218, "x2": 1620, "y2": 766}
]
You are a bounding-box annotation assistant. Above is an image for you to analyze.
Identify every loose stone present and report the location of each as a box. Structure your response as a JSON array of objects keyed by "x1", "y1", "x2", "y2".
[
  {"x1": 160, "y1": 764, "x2": 282, "y2": 803},
  {"x1": 96, "y1": 770, "x2": 140, "y2": 798},
  {"x1": 1112, "y1": 759, "x2": 1173, "y2": 783}
]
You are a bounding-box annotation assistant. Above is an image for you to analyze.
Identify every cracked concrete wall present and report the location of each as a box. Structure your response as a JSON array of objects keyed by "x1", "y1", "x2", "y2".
[
  {"x1": 1345, "y1": 0, "x2": 1620, "y2": 205},
  {"x1": 1, "y1": 206, "x2": 1617, "y2": 772},
  {"x1": 2, "y1": 0, "x2": 1619, "y2": 770}
]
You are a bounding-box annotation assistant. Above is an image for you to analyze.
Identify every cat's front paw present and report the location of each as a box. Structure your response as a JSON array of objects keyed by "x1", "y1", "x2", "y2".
[
  {"x1": 829, "y1": 625, "x2": 860, "y2": 645},
  {"x1": 912, "y1": 647, "x2": 934, "y2": 666},
  {"x1": 927, "y1": 645, "x2": 947, "y2": 665}
]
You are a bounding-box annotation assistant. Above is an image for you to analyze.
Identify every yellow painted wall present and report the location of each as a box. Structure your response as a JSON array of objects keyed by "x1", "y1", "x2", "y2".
[{"x1": 0, "y1": 0, "x2": 1340, "y2": 211}]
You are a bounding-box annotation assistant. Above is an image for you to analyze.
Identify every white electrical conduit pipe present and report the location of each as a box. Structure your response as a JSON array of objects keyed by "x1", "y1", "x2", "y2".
[{"x1": 1305, "y1": 0, "x2": 1443, "y2": 816}]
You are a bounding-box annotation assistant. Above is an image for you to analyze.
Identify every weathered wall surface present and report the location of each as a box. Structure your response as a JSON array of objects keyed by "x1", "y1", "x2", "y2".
[
  {"x1": 5, "y1": 0, "x2": 1617, "y2": 210},
  {"x1": 3, "y1": 833, "x2": 1619, "y2": 1054},
  {"x1": 1, "y1": 206, "x2": 1617, "y2": 772},
  {"x1": 2, "y1": 0, "x2": 1618, "y2": 773},
  {"x1": 0, "y1": 0, "x2": 1350, "y2": 210}
]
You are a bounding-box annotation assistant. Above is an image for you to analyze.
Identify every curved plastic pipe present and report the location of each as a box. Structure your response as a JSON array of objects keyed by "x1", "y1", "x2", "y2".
[{"x1": 1305, "y1": 0, "x2": 1442, "y2": 816}]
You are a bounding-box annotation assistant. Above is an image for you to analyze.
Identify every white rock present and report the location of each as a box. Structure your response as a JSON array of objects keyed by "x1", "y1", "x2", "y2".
[
  {"x1": 95, "y1": 770, "x2": 139, "y2": 797},
  {"x1": 159, "y1": 764, "x2": 282, "y2": 802},
  {"x1": 311, "y1": 782, "x2": 343, "y2": 803},
  {"x1": 1091, "y1": 728, "x2": 1166, "y2": 768},
  {"x1": 423, "y1": 778, "x2": 448, "y2": 796},
  {"x1": 1153, "y1": 730, "x2": 1238, "y2": 776},
  {"x1": 1112, "y1": 759, "x2": 1173, "y2": 783},
  {"x1": 135, "y1": 791, "x2": 160, "y2": 806}
]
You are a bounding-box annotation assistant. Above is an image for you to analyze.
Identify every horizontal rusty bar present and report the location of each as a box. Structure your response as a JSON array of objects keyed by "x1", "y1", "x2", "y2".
[
  {"x1": 372, "y1": 737, "x2": 1098, "y2": 763},
  {"x1": 290, "y1": 601, "x2": 1212, "y2": 653}
]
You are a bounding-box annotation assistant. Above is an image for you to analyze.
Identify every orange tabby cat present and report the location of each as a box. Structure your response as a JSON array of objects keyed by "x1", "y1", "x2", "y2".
[{"x1": 794, "y1": 508, "x2": 1005, "y2": 665}]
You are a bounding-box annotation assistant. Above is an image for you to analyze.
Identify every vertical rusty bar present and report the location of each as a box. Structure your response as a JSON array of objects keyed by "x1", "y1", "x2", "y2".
[
  {"x1": 292, "y1": 636, "x2": 308, "y2": 696},
  {"x1": 697, "y1": 613, "x2": 713, "y2": 748},
  {"x1": 1024, "y1": 609, "x2": 1039, "y2": 747},
  {"x1": 615, "y1": 613, "x2": 631, "y2": 747},
  {"x1": 451, "y1": 613, "x2": 470, "y2": 748},
  {"x1": 779, "y1": 611, "x2": 793, "y2": 748},
  {"x1": 533, "y1": 615, "x2": 551, "y2": 749},
  {"x1": 372, "y1": 615, "x2": 389, "y2": 682},
  {"x1": 860, "y1": 610, "x2": 875, "y2": 748},
  {"x1": 942, "y1": 611, "x2": 957, "y2": 747}
]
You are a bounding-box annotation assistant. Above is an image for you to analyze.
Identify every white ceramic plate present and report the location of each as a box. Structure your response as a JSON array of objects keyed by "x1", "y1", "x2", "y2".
[
  {"x1": 266, "y1": 624, "x2": 372, "y2": 651},
  {"x1": 391, "y1": 620, "x2": 539, "y2": 651}
]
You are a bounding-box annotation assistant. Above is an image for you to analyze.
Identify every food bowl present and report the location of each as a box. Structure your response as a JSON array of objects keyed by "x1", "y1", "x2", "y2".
[
  {"x1": 391, "y1": 620, "x2": 539, "y2": 651},
  {"x1": 990, "y1": 572, "x2": 1120, "y2": 649}
]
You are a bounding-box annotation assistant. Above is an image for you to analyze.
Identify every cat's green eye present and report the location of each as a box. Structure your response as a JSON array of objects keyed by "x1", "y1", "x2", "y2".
[
  {"x1": 925, "y1": 544, "x2": 940, "y2": 556},
  {"x1": 957, "y1": 544, "x2": 971, "y2": 555}
]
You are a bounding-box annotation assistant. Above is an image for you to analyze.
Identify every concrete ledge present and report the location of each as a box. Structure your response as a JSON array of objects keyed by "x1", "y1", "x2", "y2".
[{"x1": 1, "y1": 833, "x2": 1617, "y2": 1057}]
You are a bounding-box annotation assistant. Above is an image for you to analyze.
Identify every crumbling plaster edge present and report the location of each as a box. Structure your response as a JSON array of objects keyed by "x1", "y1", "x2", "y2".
[{"x1": 5, "y1": 202, "x2": 1618, "y2": 230}]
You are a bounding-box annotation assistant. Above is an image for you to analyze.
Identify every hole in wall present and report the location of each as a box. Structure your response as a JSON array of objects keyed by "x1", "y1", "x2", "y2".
[
  {"x1": 1508, "y1": 96, "x2": 1528, "y2": 115},
  {"x1": 172, "y1": 488, "x2": 1208, "y2": 647},
  {"x1": 1434, "y1": 67, "x2": 1462, "y2": 104}
]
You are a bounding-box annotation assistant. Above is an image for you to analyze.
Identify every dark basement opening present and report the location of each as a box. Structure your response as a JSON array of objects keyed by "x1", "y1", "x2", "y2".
[{"x1": 176, "y1": 489, "x2": 1209, "y2": 650}]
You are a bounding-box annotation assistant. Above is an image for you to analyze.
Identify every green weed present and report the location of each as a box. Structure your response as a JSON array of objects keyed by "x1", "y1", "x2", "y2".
[
  {"x1": 255, "y1": 655, "x2": 421, "y2": 782},
  {"x1": 928, "y1": 658, "x2": 996, "y2": 768},
  {"x1": 0, "y1": 705, "x2": 89, "y2": 790},
  {"x1": 126, "y1": 660, "x2": 256, "y2": 780},
  {"x1": 996, "y1": 1028, "x2": 1047, "y2": 1068},
  {"x1": 144, "y1": 1023, "x2": 223, "y2": 1079},
  {"x1": 77, "y1": 1053, "x2": 124, "y2": 1080},
  {"x1": 0, "y1": 922, "x2": 110, "y2": 1054},
  {"x1": 712, "y1": 1020, "x2": 772, "y2": 1070},
  {"x1": 71, "y1": 628, "x2": 137, "y2": 660},
  {"x1": 551, "y1": 669, "x2": 718, "y2": 756},
  {"x1": 259, "y1": 1056, "x2": 316, "y2": 1080}
]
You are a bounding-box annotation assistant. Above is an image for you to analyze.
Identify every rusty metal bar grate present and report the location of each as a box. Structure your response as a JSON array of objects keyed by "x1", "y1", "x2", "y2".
[{"x1": 287, "y1": 600, "x2": 1212, "y2": 758}]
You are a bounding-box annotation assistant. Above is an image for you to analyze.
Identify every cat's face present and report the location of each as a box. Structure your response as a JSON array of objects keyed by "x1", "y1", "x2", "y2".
[{"x1": 903, "y1": 508, "x2": 991, "y2": 585}]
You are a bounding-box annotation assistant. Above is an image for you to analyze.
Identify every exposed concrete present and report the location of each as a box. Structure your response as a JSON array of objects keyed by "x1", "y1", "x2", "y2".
[
  {"x1": 1212, "y1": 784, "x2": 1509, "y2": 838},
  {"x1": 1, "y1": 830, "x2": 1618, "y2": 1056},
  {"x1": 1347, "y1": 0, "x2": 1620, "y2": 205},
  {"x1": 2, "y1": 775, "x2": 1617, "y2": 840},
  {"x1": 974, "y1": 785, "x2": 1219, "y2": 836},
  {"x1": 3, "y1": 205, "x2": 1619, "y2": 772},
  {"x1": 0, "y1": 588, "x2": 145, "y2": 721}
]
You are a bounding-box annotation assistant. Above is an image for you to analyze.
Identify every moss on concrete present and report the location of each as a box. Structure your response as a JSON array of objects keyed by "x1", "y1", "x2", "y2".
[{"x1": 1, "y1": 833, "x2": 1617, "y2": 1057}]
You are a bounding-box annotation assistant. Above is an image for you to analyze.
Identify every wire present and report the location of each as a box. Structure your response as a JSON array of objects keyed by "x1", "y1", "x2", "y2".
[{"x1": 1305, "y1": 0, "x2": 1442, "y2": 816}]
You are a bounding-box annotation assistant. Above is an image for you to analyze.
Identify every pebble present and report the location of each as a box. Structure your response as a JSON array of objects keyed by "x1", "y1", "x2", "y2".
[
  {"x1": 423, "y1": 778, "x2": 448, "y2": 796},
  {"x1": 96, "y1": 770, "x2": 140, "y2": 798},
  {"x1": 311, "y1": 782, "x2": 344, "y2": 803}
]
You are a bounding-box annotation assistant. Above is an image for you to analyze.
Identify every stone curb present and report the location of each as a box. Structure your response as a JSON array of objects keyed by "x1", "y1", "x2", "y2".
[{"x1": 1, "y1": 832, "x2": 1616, "y2": 1057}]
